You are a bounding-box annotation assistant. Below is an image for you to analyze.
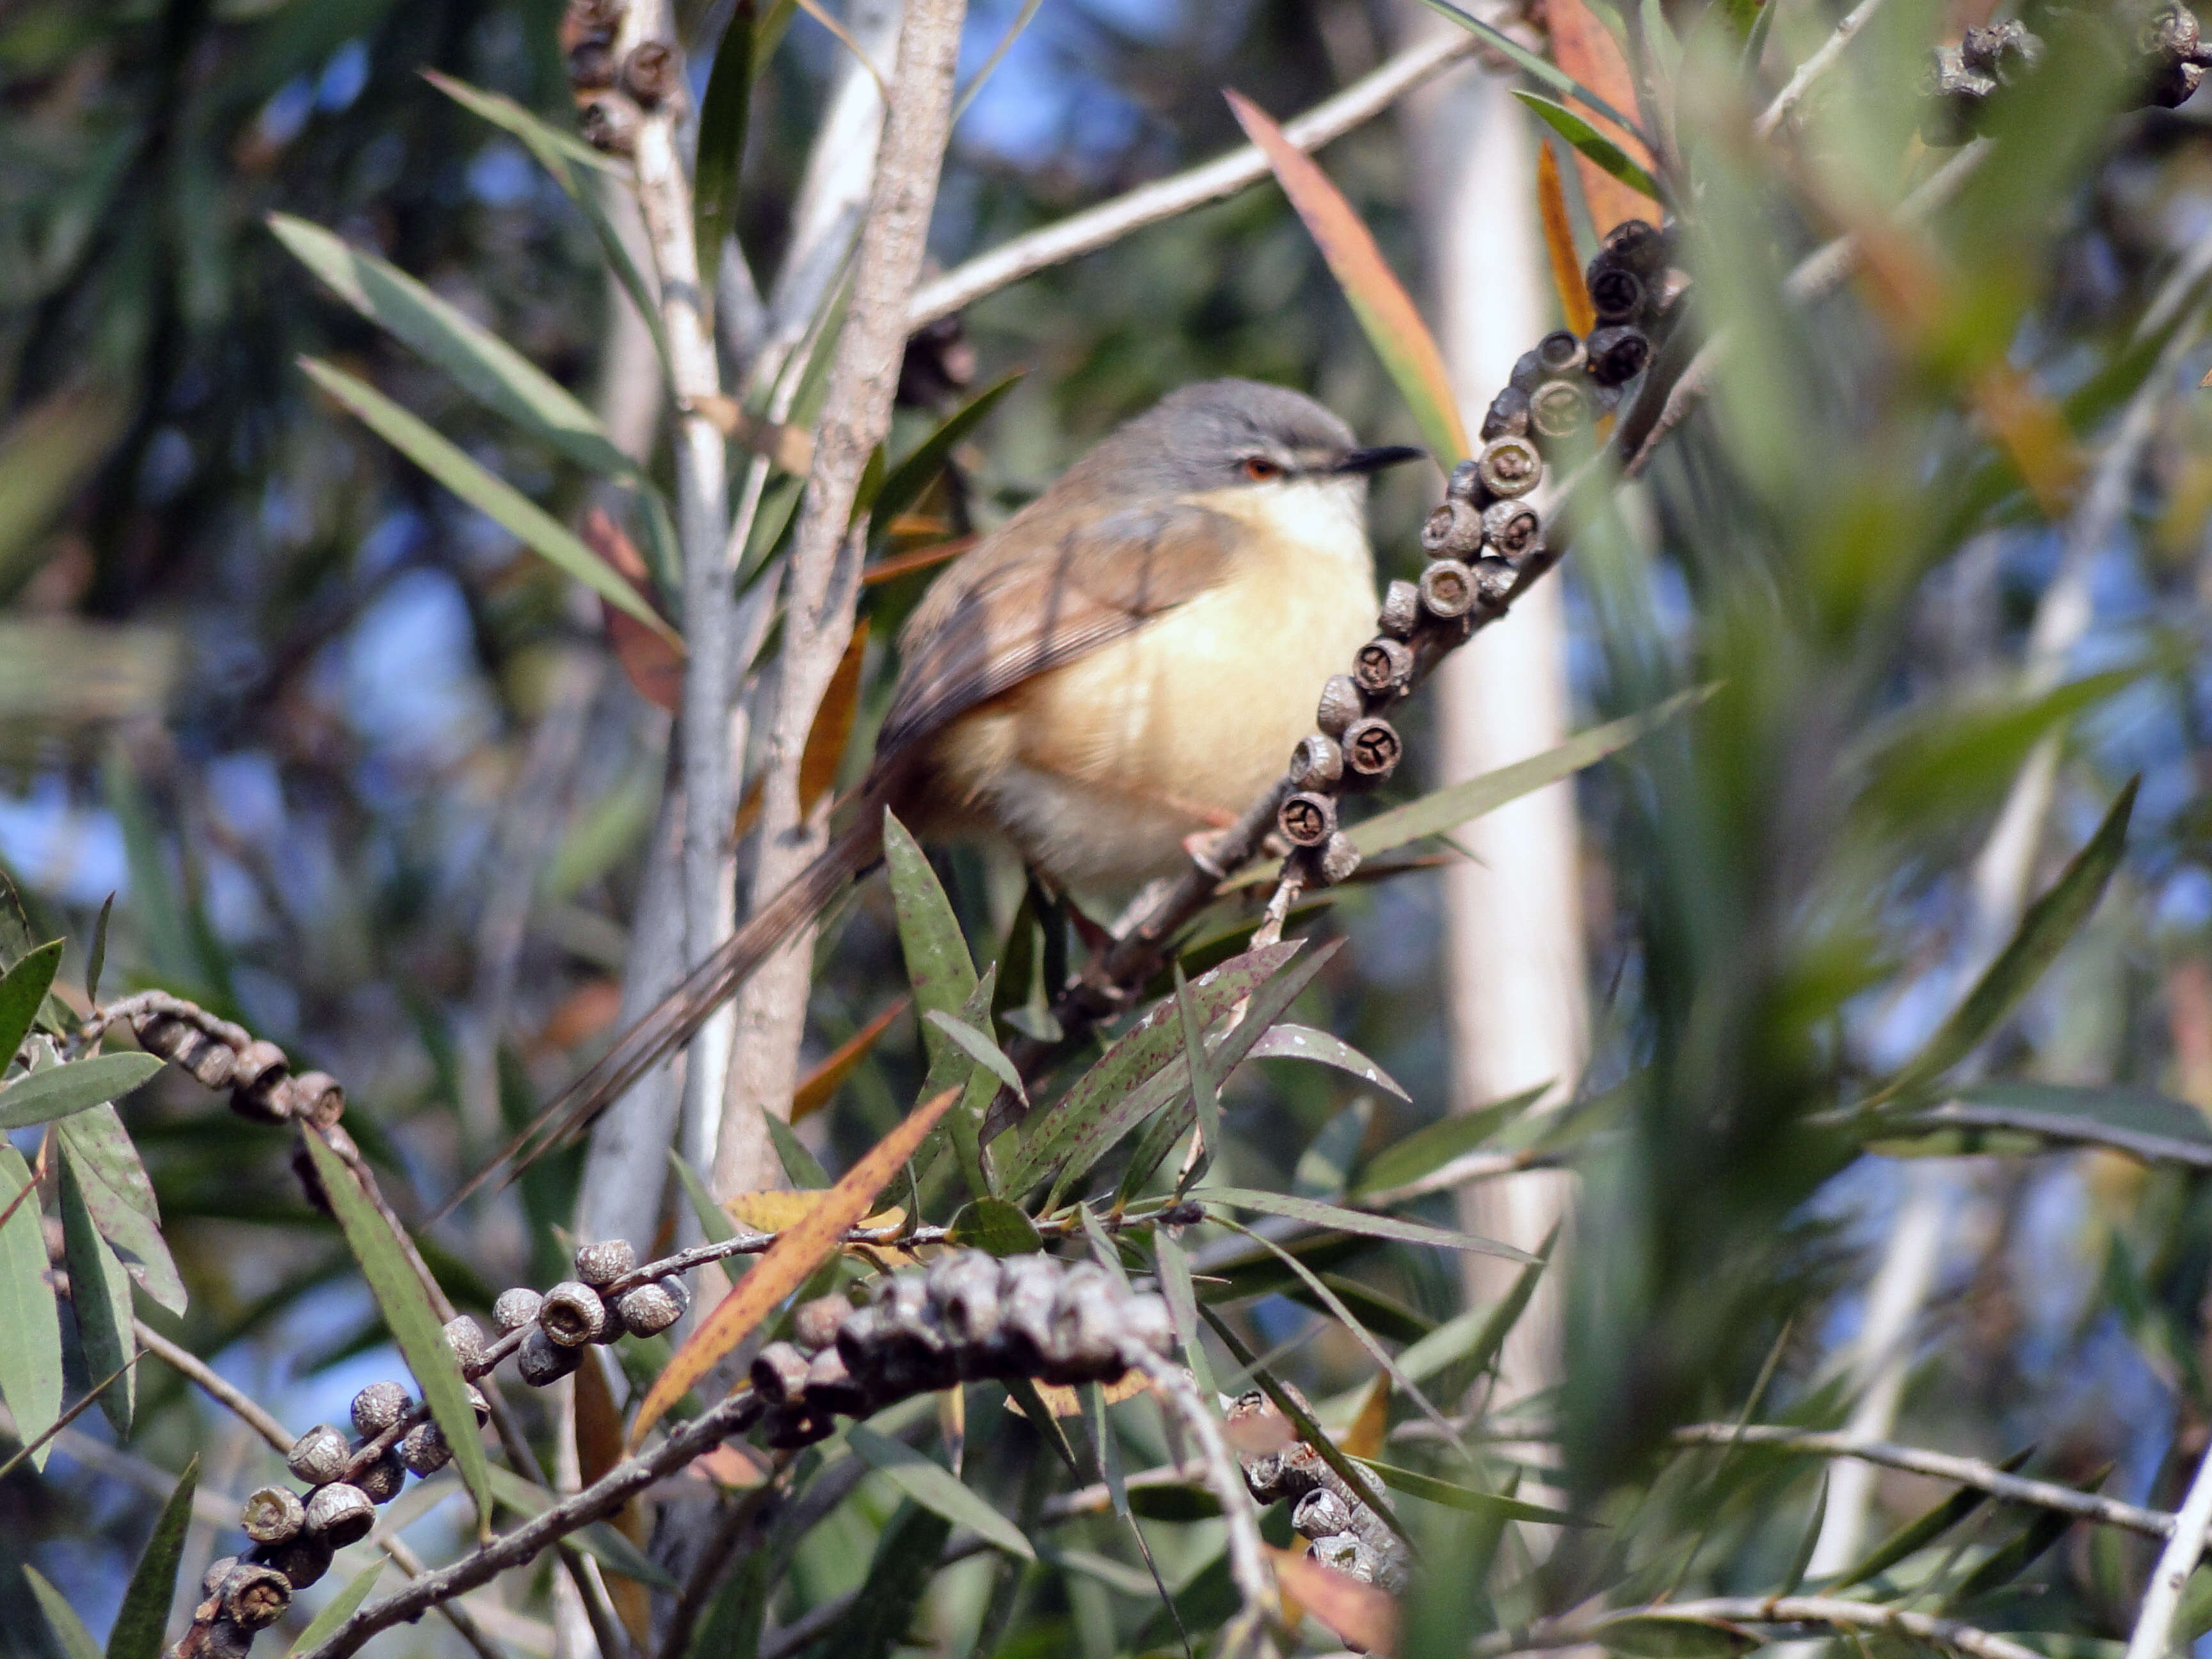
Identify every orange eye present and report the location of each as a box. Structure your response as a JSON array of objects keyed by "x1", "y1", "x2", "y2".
[{"x1": 1241, "y1": 456, "x2": 1283, "y2": 481}]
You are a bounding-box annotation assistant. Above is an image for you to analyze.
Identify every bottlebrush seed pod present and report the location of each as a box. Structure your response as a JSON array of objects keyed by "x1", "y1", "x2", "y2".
[
  {"x1": 1317, "y1": 831, "x2": 1363, "y2": 887},
  {"x1": 351, "y1": 1379, "x2": 411, "y2": 1438},
  {"x1": 1481, "y1": 384, "x2": 1532, "y2": 441},
  {"x1": 1120, "y1": 1292, "x2": 1175, "y2": 1356},
  {"x1": 579, "y1": 99, "x2": 637, "y2": 156},
  {"x1": 285, "y1": 1425, "x2": 349, "y2": 1486},
  {"x1": 1530, "y1": 379, "x2": 1589, "y2": 440},
  {"x1": 354, "y1": 1453, "x2": 406, "y2": 1505},
  {"x1": 1278, "y1": 792, "x2": 1338, "y2": 848},
  {"x1": 1471, "y1": 557, "x2": 1519, "y2": 605},
  {"x1": 1310, "y1": 1532, "x2": 1381, "y2": 1584},
  {"x1": 540, "y1": 1280, "x2": 609, "y2": 1346},
  {"x1": 287, "y1": 1071, "x2": 344, "y2": 1128},
  {"x1": 517, "y1": 1326, "x2": 582, "y2": 1386},
  {"x1": 1420, "y1": 499, "x2": 1483, "y2": 559},
  {"x1": 1475, "y1": 436, "x2": 1541, "y2": 499},
  {"x1": 220, "y1": 1562, "x2": 294, "y2": 1631},
  {"x1": 252, "y1": 1530, "x2": 333, "y2": 1591},
  {"x1": 656, "y1": 1274, "x2": 691, "y2": 1318},
  {"x1": 568, "y1": 38, "x2": 616, "y2": 88},
  {"x1": 1315, "y1": 674, "x2": 1363, "y2": 738},
  {"x1": 239, "y1": 1486, "x2": 305, "y2": 1546},
  {"x1": 1287, "y1": 733, "x2": 1343, "y2": 792},
  {"x1": 996, "y1": 1255, "x2": 1061, "y2": 1369},
  {"x1": 204, "y1": 1555, "x2": 241, "y2": 1597},
  {"x1": 1377, "y1": 579, "x2": 1420, "y2": 640},
  {"x1": 1586, "y1": 263, "x2": 1646, "y2": 326},
  {"x1": 616, "y1": 1281, "x2": 682, "y2": 1336},
  {"x1": 1340, "y1": 717, "x2": 1402, "y2": 783},
  {"x1": 1352, "y1": 636, "x2": 1415, "y2": 696},
  {"x1": 803, "y1": 1345, "x2": 869, "y2": 1415},
  {"x1": 1533, "y1": 329, "x2": 1586, "y2": 378},
  {"x1": 1585, "y1": 325, "x2": 1651, "y2": 387},
  {"x1": 303, "y1": 1482, "x2": 376, "y2": 1548},
  {"x1": 442, "y1": 1313, "x2": 488, "y2": 1372},
  {"x1": 182, "y1": 1617, "x2": 253, "y2": 1659},
  {"x1": 1294, "y1": 1487, "x2": 1354, "y2": 1539},
  {"x1": 463, "y1": 1382, "x2": 491, "y2": 1425},
  {"x1": 1601, "y1": 217, "x2": 1669, "y2": 276},
  {"x1": 1481, "y1": 499, "x2": 1543, "y2": 560},
  {"x1": 763, "y1": 1404, "x2": 835, "y2": 1450},
  {"x1": 751, "y1": 1341, "x2": 812, "y2": 1404},
  {"x1": 792, "y1": 1294, "x2": 852, "y2": 1353},
  {"x1": 620, "y1": 41, "x2": 678, "y2": 104},
  {"x1": 1508, "y1": 348, "x2": 1544, "y2": 395},
  {"x1": 493, "y1": 1286, "x2": 543, "y2": 1334},
  {"x1": 1417, "y1": 559, "x2": 1475, "y2": 621},
  {"x1": 1444, "y1": 458, "x2": 1485, "y2": 503},
  {"x1": 833, "y1": 1306, "x2": 890, "y2": 1393},
  {"x1": 178, "y1": 1030, "x2": 236, "y2": 1090},
  {"x1": 573, "y1": 1238, "x2": 636, "y2": 1286},
  {"x1": 1045, "y1": 1263, "x2": 1125, "y2": 1382},
  {"x1": 927, "y1": 1250, "x2": 1002, "y2": 1345},
  {"x1": 397, "y1": 1421, "x2": 451, "y2": 1476},
  {"x1": 229, "y1": 1040, "x2": 291, "y2": 1122}
]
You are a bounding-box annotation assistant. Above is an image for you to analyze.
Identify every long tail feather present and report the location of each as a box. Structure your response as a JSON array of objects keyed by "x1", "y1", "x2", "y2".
[{"x1": 434, "y1": 815, "x2": 884, "y2": 1219}]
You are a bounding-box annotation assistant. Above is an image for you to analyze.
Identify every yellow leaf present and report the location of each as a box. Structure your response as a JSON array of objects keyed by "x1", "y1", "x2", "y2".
[
  {"x1": 1004, "y1": 1370, "x2": 1150, "y2": 1420},
  {"x1": 733, "y1": 620, "x2": 871, "y2": 838},
  {"x1": 1537, "y1": 146, "x2": 1598, "y2": 339},
  {"x1": 723, "y1": 1190, "x2": 904, "y2": 1237},
  {"x1": 631, "y1": 1087, "x2": 961, "y2": 1445},
  {"x1": 1226, "y1": 90, "x2": 1469, "y2": 467},
  {"x1": 792, "y1": 997, "x2": 911, "y2": 1123},
  {"x1": 1343, "y1": 1373, "x2": 1390, "y2": 1462}
]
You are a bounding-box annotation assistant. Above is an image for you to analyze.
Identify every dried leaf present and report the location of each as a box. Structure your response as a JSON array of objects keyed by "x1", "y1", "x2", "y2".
[
  {"x1": 1542, "y1": 0, "x2": 1660, "y2": 235},
  {"x1": 1226, "y1": 92, "x2": 1468, "y2": 466},
  {"x1": 1343, "y1": 1373, "x2": 1390, "y2": 1461},
  {"x1": 799, "y1": 620, "x2": 869, "y2": 815},
  {"x1": 1002, "y1": 1371, "x2": 1148, "y2": 1420},
  {"x1": 861, "y1": 536, "x2": 975, "y2": 586},
  {"x1": 584, "y1": 508, "x2": 682, "y2": 713},
  {"x1": 1271, "y1": 1548, "x2": 1400, "y2": 1655},
  {"x1": 631, "y1": 1087, "x2": 959, "y2": 1444},
  {"x1": 1537, "y1": 145, "x2": 1598, "y2": 337},
  {"x1": 792, "y1": 997, "x2": 910, "y2": 1123},
  {"x1": 722, "y1": 1190, "x2": 904, "y2": 1236}
]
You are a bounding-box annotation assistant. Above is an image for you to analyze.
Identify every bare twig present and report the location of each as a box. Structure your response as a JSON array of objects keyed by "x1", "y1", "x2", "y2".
[
  {"x1": 907, "y1": 29, "x2": 1480, "y2": 330},
  {"x1": 1473, "y1": 1597, "x2": 2049, "y2": 1659},
  {"x1": 1671, "y1": 1423, "x2": 2173, "y2": 1541},
  {"x1": 2129, "y1": 1438, "x2": 2212, "y2": 1659},
  {"x1": 1753, "y1": 0, "x2": 1895, "y2": 141}
]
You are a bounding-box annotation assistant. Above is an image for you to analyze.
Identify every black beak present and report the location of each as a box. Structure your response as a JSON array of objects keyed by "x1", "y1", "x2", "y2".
[{"x1": 1334, "y1": 444, "x2": 1426, "y2": 474}]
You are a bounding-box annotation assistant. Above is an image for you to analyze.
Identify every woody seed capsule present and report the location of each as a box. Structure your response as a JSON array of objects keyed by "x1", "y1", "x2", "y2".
[
  {"x1": 287, "y1": 1071, "x2": 344, "y2": 1128},
  {"x1": 1294, "y1": 1487, "x2": 1354, "y2": 1539},
  {"x1": 1316, "y1": 831, "x2": 1363, "y2": 887},
  {"x1": 1444, "y1": 458, "x2": 1485, "y2": 503},
  {"x1": 801, "y1": 1345, "x2": 868, "y2": 1415},
  {"x1": 285, "y1": 1424, "x2": 349, "y2": 1486},
  {"x1": 303, "y1": 1482, "x2": 376, "y2": 1548},
  {"x1": 621, "y1": 41, "x2": 678, "y2": 104},
  {"x1": 239, "y1": 1486, "x2": 305, "y2": 1545},
  {"x1": 1475, "y1": 437, "x2": 1541, "y2": 499},
  {"x1": 252, "y1": 1530, "x2": 334, "y2": 1591},
  {"x1": 1507, "y1": 348, "x2": 1544, "y2": 395},
  {"x1": 568, "y1": 38, "x2": 616, "y2": 87},
  {"x1": 1377, "y1": 579, "x2": 1420, "y2": 639},
  {"x1": 1481, "y1": 499, "x2": 1543, "y2": 560},
  {"x1": 1529, "y1": 379, "x2": 1589, "y2": 440},
  {"x1": 1278, "y1": 792, "x2": 1338, "y2": 848},
  {"x1": 1584, "y1": 325, "x2": 1651, "y2": 387},
  {"x1": 493, "y1": 1286, "x2": 544, "y2": 1334},
  {"x1": 1352, "y1": 636, "x2": 1415, "y2": 695},
  {"x1": 793, "y1": 1294, "x2": 851, "y2": 1353},
  {"x1": 182, "y1": 1617, "x2": 253, "y2": 1659},
  {"x1": 229, "y1": 1040, "x2": 291, "y2": 1122},
  {"x1": 1533, "y1": 330, "x2": 1586, "y2": 378},
  {"x1": 1339, "y1": 717, "x2": 1402, "y2": 783},
  {"x1": 1315, "y1": 674, "x2": 1363, "y2": 738},
  {"x1": 517, "y1": 1326, "x2": 581, "y2": 1386},
  {"x1": 1287, "y1": 733, "x2": 1343, "y2": 792},
  {"x1": 540, "y1": 1280, "x2": 609, "y2": 1346},
  {"x1": 574, "y1": 1238, "x2": 636, "y2": 1286},
  {"x1": 750, "y1": 1341, "x2": 812, "y2": 1404},
  {"x1": 1421, "y1": 499, "x2": 1483, "y2": 558},
  {"x1": 354, "y1": 1452, "x2": 406, "y2": 1505},
  {"x1": 442, "y1": 1313, "x2": 488, "y2": 1372},
  {"x1": 1481, "y1": 385, "x2": 1532, "y2": 441},
  {"x1": 220, "y1": 1562, "x2": 294, "y2": 1631},
  {"x1": 1417, "y1": 559, "x2": 1475, "y2": 621},
  {"x1": 397, "y1": 1421, "x2": 451, "y2": 1476},
  {"x1": 579, "y1": 99, "x2": 637, "y2": 156},
  {"x1": 1586, "y1": 263, "x2": 1646, "y2": 326},
  {"x1": 351, "y1": 1379, "x2": 412, "y2": 1437},
  {"x1": 616, "y1": 1280, "x2": 683, "y2": 1336}
]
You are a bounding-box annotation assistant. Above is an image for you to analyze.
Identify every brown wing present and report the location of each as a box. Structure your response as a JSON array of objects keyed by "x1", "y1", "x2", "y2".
[{"x1": 872, "y1": 498, "x2": 1244, "y2": 764}]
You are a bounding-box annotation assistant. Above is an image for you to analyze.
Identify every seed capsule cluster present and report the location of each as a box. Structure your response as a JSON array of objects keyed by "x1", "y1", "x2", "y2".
[
  {"x1": 1279, "y1": 217, "x2": 1681, "y2": 890},
  {"x1": 1226, "y1": 1389, "x2": 1412, "y2": 1594},
  {"x1": 1925, "y1": 3, "x2": 2209, "y2": 142},
  {"x1": 563, "y1": 0, "x2": 662, "y2": 157},
  {"x1": 748, "y1": 1249, "x2": 1177, "y2": 1448}
]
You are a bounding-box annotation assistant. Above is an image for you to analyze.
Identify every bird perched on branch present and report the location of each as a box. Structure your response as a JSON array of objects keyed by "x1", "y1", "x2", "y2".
[{"x1": 458, "y1": 378, "x2": 1420, "y2": 1202}]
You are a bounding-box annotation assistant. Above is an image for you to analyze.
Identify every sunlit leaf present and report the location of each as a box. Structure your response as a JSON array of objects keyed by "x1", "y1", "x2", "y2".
[
  {"x1": 0, "y1": 1052, "x2": 162, "y2": 1130},
  {"x1": 723, "y1": 1190, "x2": 902, "y2": 1236},
  {"x1": 1249, "y1": 1024, "x2": 1407, "y2": 1100},
  {"x1": 947, "y1": 1196, "x2": 1041, "y2": 1256},
  {"x1": 60, "y1": 1149, "x2": 135, "y2": 1434},
  {"x1": 792, "y1": 997, "x2": 910, "y2": 1123},
  {"x1": 631, "y1": 1087, "x2": 959, "y2": 1443},
  {"x1": 84, "y1": 895, "x2": 113, "y2": 1008},
  {"x1": 1226, "y1": 92, "x2": 1468, "y2": 466},
  {"x1": 849, "y1": 1421, "x2": 1036, "y2": 1558},
  {"x1": 1352, "y1": 1456, "x2": 1583, "y2": 1523},
  {"x1": 1201, "y1": 1188, "x2": 1534, "y2": 1262},
  {"x1": 300, "y1": 1132, "x2": 494, "y2": 1534},
  {"x1": 1514, "y1": 93, "x2": 1663, "y2": 208},
  {"x1": 883, "y1": 809, "x2": 979, "y2": 1074},
  {"x1": 865, "y1": 370, "x2": 1023, "y2": 542},
  {"x1": 56, "y1": 1105, "x2": 186, "y2": 1315},
  {"x1": 1409, "y1": 0, "x2": 1651, "y2": 142},
  {"x1": 299, "y1": 358, "x2": 682, "y2": 648},
  {"x1": 0, "y1": 939, "x2": 61, "y2": 1070},
  {"x1": 1537, "y1": 144, "x2": 1598, "y2": 336},
  {"x1": 1352, "y1": 1084, "x2": 1549, "y2": 1199},
  {"x1": 106, "y1": 1456, "x2": 198, "y2": 1659},
  {"x1": 0, "y1": 1146, "x2": 61, "y2": 1471},
  {"x1": 1172, "y1": 961, "x2": 1220, "y2": 1164}
]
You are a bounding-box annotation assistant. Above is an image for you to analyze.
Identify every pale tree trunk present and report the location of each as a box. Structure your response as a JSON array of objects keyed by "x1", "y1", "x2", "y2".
[{"x1": 1397, "y1": 6, "x2": 1589, "y2": 1404}]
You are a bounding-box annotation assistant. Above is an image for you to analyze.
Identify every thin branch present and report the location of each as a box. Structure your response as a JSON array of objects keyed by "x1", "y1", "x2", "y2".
[
  {"x1": 1821, "y1": 1102, "x2": 2212, "y2": 1171},
  {"x1": 907, "y1": 29, "x2": 1479, "y2": 329},
  {"x1": 1474, "y1": 1596, "x2": 2049, "y2": 1659},
  {"x1": 2128, "y1": 1438, "x2": 2212, "y2": 1659},
  {"x1": 1753, "y1": 0, "x2": 1895, "y2": 141},
  {"x1": 1671, "y1": 1423, "x2": 2173, "y2": 1541}
]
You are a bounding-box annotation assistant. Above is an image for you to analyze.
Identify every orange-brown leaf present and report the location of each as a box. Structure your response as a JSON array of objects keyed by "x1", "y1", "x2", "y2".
[
  {"x1": 1226, "y1": 91, "x2": 1468, "y2": 466},
  {"x1": 629, "y1": 1086, "x2": 960, "y2": 1445},
  {"x1": 584, "y1": 508, "x2": 683, "y2": 713},
  {"x1": 1537, "y1": 146, "x2": 1598, "y2": 337},
  {"x1": 862, "y1": 534, "x2": 975, "y2": 588},
  {"x1": 1544, "y1": 0, "x2": 1659, "y2": 236},
  {"x1": 573, "y1": 1350, "x2": 653, "y2": 1640},
  {"x1": 1272, "y1": 1548, "x2": 1400, "y2": 1654},
  {"x1": 799, "y1": 618, "x2": 869, "y2": 816},
  {"x1": 1974, "y1": 365, "x2": 2084, "y2": 519},
  {"x1": 1343, "y1": 1373, "x2": 1390, "y2": 1461},
  {"x1": 792, "y1": 997, "x2": 911, "y2": 1123}
]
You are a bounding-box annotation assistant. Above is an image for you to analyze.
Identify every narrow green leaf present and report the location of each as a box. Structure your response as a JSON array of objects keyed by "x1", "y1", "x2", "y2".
[
  {"x1": 60, "y1": 1149, "x2": 135, "y2": 1435},
  {"x1": 84, "y1": 895, "x2": 114, "y2": 1007},
  {"x1": 1878, "y1": 778, "x2": 2138, "y2": 1103},
  {"x1": 693, "y1": 0, "x2": 758, "y2": 300},
  {"x1": 1425, "y1": 1231, "x2": 1554, "y2": 1404},
  {"x1": 1411, "y1": 0, "x2": 1653, "y2": 143},
  {"x1": 948, "y1": 1197, "x2": 1042, "y2": 1256},
  {"x1": 0, "y1": 1052, "x2": 162, "y2": 1130},
  {"x1": 0, "y1": 1146, "x2": 61, "y2": 1469},
  {"x1": 1201, "y1": 1187, "x2": 1535, "y2": 1262},
  {"x1": 1351, "y1": 1457, "x2": 1584, "y2": 1524},
  {"x1": 913, "y1": 970, "x2": 999, "y2": 1199},
  {"x1": 883, "y1": 809, "x2": 979, "y2": 1074},
  {"x1": 1088, "y1": 1380, "x2": 1130, "y2": 1520},
  {"x1": 270, "y1": 215, "x2": 637, "y2": 480},
  {"x1": 286, "y1": 1560, "x2": 387, "y2": 1658},
  {"x1": 0, "y1": 939, "x2": 61, "y2": 1068},
  {"x1": 106, "y1": 1457, "x2": 198, "y2": 1659},
  {"x1": 1294, "y1": 1098, "x2": 1374, "y2": 1198},
  {"x1": 0, "y1": 870, "x2": 39, "y2": 971},
  {"x1": 299, "y1": 357, "x2": 681, "y2": 648},
  {"x1": 1636, "y1": 0, "x2": 1683, "y2": 104},
  {"x1": 690, "y1": 1546, "x2": 769, "y2": 1659},
  {"x1": 867, "y1": 370, "x2": 1024, "y2": 543},
  {"x1": 1152, "y1": 1229, "x2": 1215, "y2": 1397},
  {"x1": 820, "y1": 1501, "x2": 955, "y2": 1659},
  {"x1": 25, "y1": 1566, "x2": 103, "y2": 1659},
  {"x1": 848, "y1": 1422, "x2": 1035, "y2": 1559},
  {"x1": 421, "y1": 71, "x2": 621, "y2": 172},
  {"x1": 925, "y1": 1011, "x2": 1025, "y2": 1105},
  {"x1": 1596, "y1": 1614, "x2": 1758, "y2": 1658},
  {"x1": 1286, "y1": 1274, "x2": 1434, "y2": 1344},
  {"x1": 56, "y1": 1106, "x2": 184, "y2": 1315},
  {"x1": 1513, "y1": 92, "x2": 1664, "y2": 202},
  {"x1": 1251, "y1": 1025, "x2": 1407, "y2": 1102},
  {"x1": 765, "y1": 1112, "x2": 832, "y2": 1190},
  {"x1": 1006, "y1": 1373, "x2": 1082, "y2": 1472},
  {"x1": 1353, "y1": 1084, "x2": 1550, "y2": 1199},
  {"x1": 669, "y1": 1149, "x2": 742, "y2": 1240},
  {"x1": 1829, "y1": 1446, "x2": 2033, "y2": 1589},
  {"x1": 1741, "y1": 0, "x2": 1778, "y2": 61},
  {"x1": 301, "y1": 1132, "x2": 494, "y2": 1534},
  {"x1": 1171, "y1": 963, "x2": 1220, "y2": 1164},
  {"x1": 1781, "y1": 1470, "x2": 1828, "y2": 1596},
  {"x1": 1948, "y1": 1501, "x2": 2076, "y2": 1605},
  {"x1": 951, "y1": 0, "x2": 1044, "y2": 119}
]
